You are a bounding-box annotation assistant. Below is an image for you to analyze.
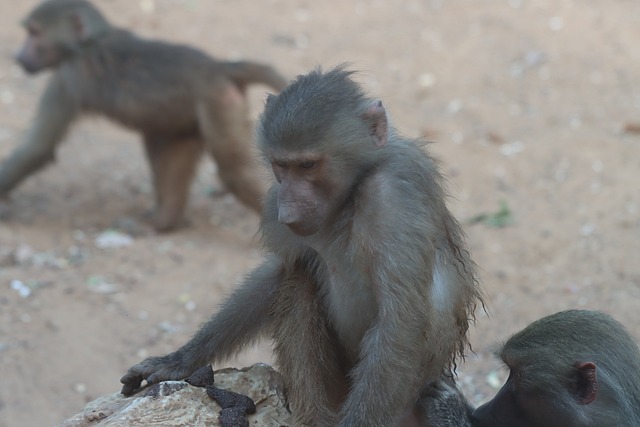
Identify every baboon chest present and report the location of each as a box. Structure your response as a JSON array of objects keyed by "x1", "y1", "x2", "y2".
[{"x1": 319, "y1": 253, "x2": 378, "y2": 356}]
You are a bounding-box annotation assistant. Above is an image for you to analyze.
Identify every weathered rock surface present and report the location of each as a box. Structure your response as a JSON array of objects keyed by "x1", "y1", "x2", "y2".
[{"x1": 57, "y1": 364, "x2": 298, "y2": 427}]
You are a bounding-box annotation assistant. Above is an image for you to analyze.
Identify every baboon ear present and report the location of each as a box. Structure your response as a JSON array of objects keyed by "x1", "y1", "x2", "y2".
[
  {"x1": 70, "y1": 13, "x2": 88, "y2": 41},
  {"x1": 362, "y1": 100, "x2": 388, "y2": 148},
  {"x1": 572, "y1": 361, "x2": 597, "y2": 405}
]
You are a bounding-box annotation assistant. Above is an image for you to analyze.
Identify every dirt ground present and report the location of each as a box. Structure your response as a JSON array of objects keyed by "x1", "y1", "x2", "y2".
[{"x1": 0, "y1": 1, "x2": 638, "y2": 426}]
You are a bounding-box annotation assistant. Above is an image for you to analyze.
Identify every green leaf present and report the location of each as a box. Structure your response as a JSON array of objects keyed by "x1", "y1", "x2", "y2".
[{"x1": 469, "y1": 200, "x2": 514, "y2": 228}]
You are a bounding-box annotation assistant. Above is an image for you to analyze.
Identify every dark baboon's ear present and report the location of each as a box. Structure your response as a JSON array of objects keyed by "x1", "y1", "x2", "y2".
[
  {"x1": 362, "y1": 100, "x2": 388, "y2": 148},
  {"x1": 572, "y1": 361, "x2": 597, "y2": 405}
]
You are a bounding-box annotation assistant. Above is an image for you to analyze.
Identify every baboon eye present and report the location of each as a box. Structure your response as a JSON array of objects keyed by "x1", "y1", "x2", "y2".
[{"x1": 299, "y1": 161, "x2": 316, "y2": 169}]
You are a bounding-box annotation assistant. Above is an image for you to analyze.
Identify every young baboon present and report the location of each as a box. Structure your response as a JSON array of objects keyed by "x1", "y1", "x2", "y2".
[
  {"x1": 422, "y1": 310, "x2": 640, "y2": 427},
  {"x1": 2, "y1": 0, "x2": 288, "y2": 231},
  {"x1": 120, "y1": 67, "x2": 483, "y2": 426}
]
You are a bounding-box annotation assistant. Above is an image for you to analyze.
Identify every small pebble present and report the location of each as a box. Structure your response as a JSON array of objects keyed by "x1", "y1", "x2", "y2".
[
  {"x1": 10, "y1": 280, "x2": 31, "y2": 298},
  {"x1": 95, "y1": 230, "x2": 134, "y2": 249}
]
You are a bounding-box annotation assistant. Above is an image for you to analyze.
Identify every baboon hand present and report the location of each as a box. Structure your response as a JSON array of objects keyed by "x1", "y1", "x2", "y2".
[{"x1": 120, "y1": 353, "x2": 195, "y2": 396}]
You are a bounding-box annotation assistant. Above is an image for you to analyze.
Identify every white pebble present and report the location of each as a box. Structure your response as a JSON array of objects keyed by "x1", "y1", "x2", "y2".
[
  {"x1": 499, "y1": 141, "x2": 524, "y2": 156},
  {"x1": 0, "y1": 90, "x2": 14, "y2": 105},
  {"x1": 95, "y1": 230, "x2": 134, "y2": 249},
  {"x1": 447, "y1": 99, "x2": 463, "y2": 114},
  {"x1": 10, "y1": 279, "x2": 31, "y2": 298},
  {"x1": 591, "y1": 160, "x2": 603, "y2": 173},
  {"x1": 549, "y1": 16, "x2": 564, "y2": 31},
  {"x1": 580, "y1": 223, "x2": 595, "y2": 236},
  {"x1": 139, "y1": 0, "x2": 155, "y2": 13},
  {"x1": 295, "y1": 9, "x2": 310, "y2": 22},
  {"x1": 418, "y1": 73, "x2": 436, "y2": 88}
]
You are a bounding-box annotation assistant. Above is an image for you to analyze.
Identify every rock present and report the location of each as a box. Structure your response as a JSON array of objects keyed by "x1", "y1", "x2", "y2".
[{"x1": 57, "y1": 364, "x2": 298, "y2": 427}]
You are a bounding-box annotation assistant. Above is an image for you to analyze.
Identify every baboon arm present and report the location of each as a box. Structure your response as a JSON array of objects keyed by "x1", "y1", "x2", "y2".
[
  {"x1": 339, "y1": 320, "x2": 430, "y2": 426},
  {"x1": 339, "y1": 254, "x2": 437, "y2": 427},
  {"x1": 120, "y1": 257, "x2": 284, "y2": 396},
  {"x1": 0, "y1": 76, "x2": 76, "y2": 196},
  {"x1": 177, "y1": 257, "x2": 284, "y2": 366}
]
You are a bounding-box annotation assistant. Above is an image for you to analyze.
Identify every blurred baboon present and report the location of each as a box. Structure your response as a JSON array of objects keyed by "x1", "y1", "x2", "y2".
[
  {"x1": 422, "y1": 310, "x2": 640, "y2": 427},
  {"x1": 3, "y1": 0, "x2": 288, "y2": 231},
  {"x1": 120, "y1": 67, "x2": 482, "y2": 426}
]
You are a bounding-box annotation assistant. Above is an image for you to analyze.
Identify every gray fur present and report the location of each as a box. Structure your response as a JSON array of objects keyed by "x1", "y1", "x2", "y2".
[
  {"x1": 498, "y1": 310, "x2": 640, "y2": 427},
  {"x1": 122, "y1": 67, "x2": 482, "y2": 426},
  {"x1": 2, "y1": 0, "x2": 288, "y2": 230}
]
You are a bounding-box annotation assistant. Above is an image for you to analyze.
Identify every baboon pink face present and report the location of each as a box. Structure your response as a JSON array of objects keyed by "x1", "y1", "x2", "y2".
[{"x1": 271, "y1": 156, "x2": 328, "y2": 236}]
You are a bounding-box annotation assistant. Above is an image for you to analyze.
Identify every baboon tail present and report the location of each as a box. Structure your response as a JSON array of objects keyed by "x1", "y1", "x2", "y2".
[{"x1": 222, "y1": 61, "x2": 289, "y2": 92}]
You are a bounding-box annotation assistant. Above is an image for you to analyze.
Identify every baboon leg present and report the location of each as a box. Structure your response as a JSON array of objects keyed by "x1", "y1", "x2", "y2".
[
  {"x1": 143, "y1": 135, "x2": 203, "y2": 232},
  {"x1": 196, "y1": 84, "x2": 266, "y2": 214},
  {"x1": 272, "y1": 273, "x2": 347, "y2": 426}
]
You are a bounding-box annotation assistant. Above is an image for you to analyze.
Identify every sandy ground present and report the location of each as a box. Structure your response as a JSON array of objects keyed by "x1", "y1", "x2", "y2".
[{"x1": 0, "y1": 1, "x2": 639, "y2": 426}]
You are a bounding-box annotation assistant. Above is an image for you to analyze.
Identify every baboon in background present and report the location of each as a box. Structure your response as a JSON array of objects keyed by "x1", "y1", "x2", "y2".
[
  {"x1": 120, "y1": 67, "x2": 483, "y2": 426},
  {"x1": 3, "y1": 0, "x2": 288, "y2": 231},
  {"x1": 421, "y1": 310, "x2": 640, "y2": 427}
]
